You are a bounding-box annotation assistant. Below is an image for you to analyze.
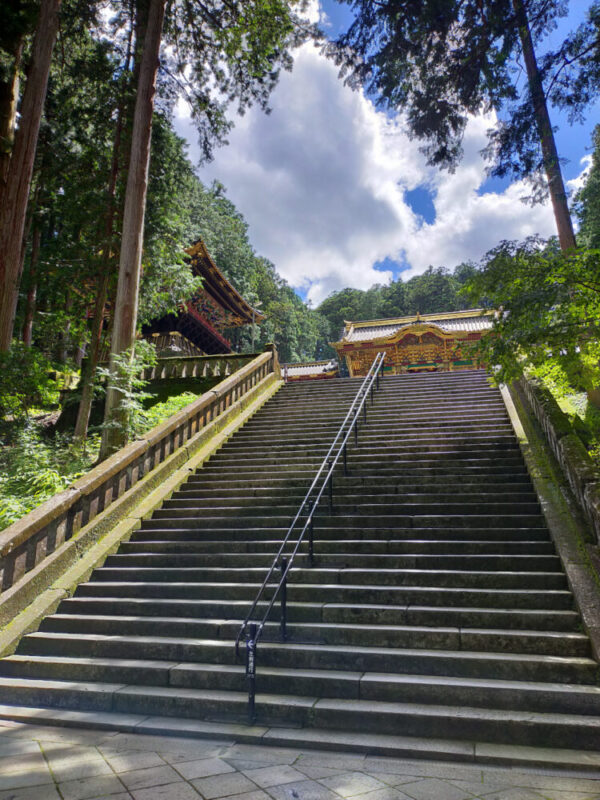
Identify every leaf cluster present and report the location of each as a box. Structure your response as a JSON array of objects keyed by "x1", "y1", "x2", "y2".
[
  {"x1": 0, "y1": 343, "x2": 57, "y2": 421},
  {"x1": 97, "y1": 340, "x2": 157, "y2": 442},
  {"x1": 330, "y1": 1, "x2": 600, "y2": 193},
  {"x1": 462, "y1": 238, "x2": 600, "y2": 389}
]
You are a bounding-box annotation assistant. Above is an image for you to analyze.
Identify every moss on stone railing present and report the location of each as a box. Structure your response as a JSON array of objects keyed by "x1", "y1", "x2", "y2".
[
  {"x1": 517, "y1": 377, "x2": 600, "y2": 546},
  {"x1": 0, "y1": 347, "x2": 278, "y2": 598}
]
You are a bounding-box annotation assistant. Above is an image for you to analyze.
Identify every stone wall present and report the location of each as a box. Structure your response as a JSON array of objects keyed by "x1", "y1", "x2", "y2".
[{"x1": 516, "y1": 377, "x2": 600, "y2": 545}]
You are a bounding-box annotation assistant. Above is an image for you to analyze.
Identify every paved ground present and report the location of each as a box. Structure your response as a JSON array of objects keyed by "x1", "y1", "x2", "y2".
[{"x1": 1, "y1": 721, "x2": 600, "y2": 800}]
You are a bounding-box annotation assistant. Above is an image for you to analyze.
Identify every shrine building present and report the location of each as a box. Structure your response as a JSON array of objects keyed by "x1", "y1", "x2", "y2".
[
  {"x1": 282, "y1": 359, "x2": 340, "y2": 382},
  {"x1": 332, "y1": 309, "x2": 494, "y2": 377},
  {"x1": 142, "y1": 238, "x2": 264, "y2": 356}
]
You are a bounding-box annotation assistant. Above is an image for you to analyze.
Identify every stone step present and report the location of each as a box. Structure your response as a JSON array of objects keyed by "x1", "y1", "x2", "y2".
[
  {"x1": 220, "y1": 424, "x2": 514, "y2": 452},
  {"x1": 217, "y1": 442, "x2": 521, "y2": 460},
  {"x1": 144, "y1": 514, "x2": 548, "y2": 529},
  {"x1": 158, "y1": 500, "x2": 541, "y2": 517},
  {"x1": 192, "y1": 464, "x2": 531, "y2": 479},
  {"x1": 0, "y1": 673, "x2": 599, "y2": 750},
  {"x1": 242, "y1": 413, "x2": 512, "y2": 433},
  {"x1": 171, "y1": 488, "x2": 537, "y2": 508},
  {"x1": 91, "y1": 566, "x2": 567, "y2": 590},
  {"x1": 17, "y1": 633, "x2": 596, "y2": 683},
  {"x1": 206, "y1": 449, "x2": 524, "y2": 468},
  {"x1": 173, "y1": 488, "x2": 539, "y2": 503},
  {"x1": 185, "y1": 474, "x2": 532, "y2": 488},
  {"x1": 7, "y1": 658, "x2": 596, "y2": 718},
  {"x1": 72, "y1": 581, "x2": 575, "y2": 610},
  {"x1": 133, "y1": 526, "x2": 551, "y2": 541},
  {"x1": 233, "y1": 417, "x2": 515, "y2": 432},
  {"x1": 104, "y1": 552, "x2": 560, "y2": 572},
  {"x1": 121, "y1": 538, "x2": 557, "y2": 555},
  {"x1": 38, "y1": 614, "x2": 590, "y2": 657},
  {"x1": 54, "y1": 597, "x2": 579, "y2": 630},
  {"x1": 245, "y1": 408, "x2": 509, "y2": 427},
  {"x1": 196, "y1": 457, "x2": 528, "y2": 473},
  {"x1": 234, "y1": 419, "x2": 515, "y2": 436}
]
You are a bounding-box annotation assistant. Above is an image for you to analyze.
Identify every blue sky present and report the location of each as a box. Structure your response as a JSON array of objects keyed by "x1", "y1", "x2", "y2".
[{"x1": 175, "y1": 1, "x2": 597, "y2": 305}]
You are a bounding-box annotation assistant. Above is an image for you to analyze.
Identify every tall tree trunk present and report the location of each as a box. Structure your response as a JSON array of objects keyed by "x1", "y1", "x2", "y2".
[
  {"x1": 22, "y1": 225, "x2": 41, "y2": 346},
  {"x1": 0, "y1": 0, "x2": 61, "y2": 352},
  {"x1": 74, "y1": 14, "x2": 134, "y2": 444},
  {"x1": 512, "y1": 0, "x2": 576, "y2": 252},
  {"x1": 74, "y1": 270, "x2": 110, "y2": 441},
  {"x1": 0, "y1": 38, "x2": 24, "y2": 192},
  {"x1": 99, "y1": 0, "x2": 166, "y2": 459}
]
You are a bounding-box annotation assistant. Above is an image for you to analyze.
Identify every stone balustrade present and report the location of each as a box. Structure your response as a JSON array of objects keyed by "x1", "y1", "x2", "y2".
[
  {"x1": 0, "y1": 348, "x2": 277, "y2": 596},
  {"x1": 142, "y1": 353, "x2": 258, "y2": 381},
  {"x1": 517, "y1": 377, "x2": 600, "y2": 545}
]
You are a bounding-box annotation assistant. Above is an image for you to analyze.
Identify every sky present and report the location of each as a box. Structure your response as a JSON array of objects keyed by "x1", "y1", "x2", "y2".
[{"x1": 173, "y1": 1, "x2": 597, "y2": 307}]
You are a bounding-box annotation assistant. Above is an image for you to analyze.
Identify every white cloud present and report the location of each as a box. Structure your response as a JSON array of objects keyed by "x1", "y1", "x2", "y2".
[
  {"x1": 174, "y1": 15, "x2": 559, "y2": 305},
  {"x1": 402, "y1": 116, "x2": 556, "y2": 275},
  {"x1": 567, "y1": 155, "x2": 593, "y2": 195}
]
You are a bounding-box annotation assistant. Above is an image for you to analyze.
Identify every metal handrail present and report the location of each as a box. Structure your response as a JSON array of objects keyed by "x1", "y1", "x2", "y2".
[{"x1": 234, "y1": 351, "x2": 386, "y2": 722}]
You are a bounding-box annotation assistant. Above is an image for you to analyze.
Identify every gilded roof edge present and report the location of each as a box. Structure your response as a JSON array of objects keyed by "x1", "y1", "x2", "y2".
[{"x1": 186, "y1": 239, "x2": 265, "y2": 324}]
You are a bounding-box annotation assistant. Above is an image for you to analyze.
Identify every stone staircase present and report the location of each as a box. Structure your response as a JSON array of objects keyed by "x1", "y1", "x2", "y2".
[{"x1": 1, "y1": 370, "x2": 600, "y2": 756}]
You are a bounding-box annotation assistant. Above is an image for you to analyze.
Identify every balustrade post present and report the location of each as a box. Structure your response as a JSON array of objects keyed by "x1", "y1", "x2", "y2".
[
  {"x1": 328, "y1": 459, "x2": 333, "y2": 513},
  {"x1": 343, "y1": 442, "x2": 348, "y2": 476}
]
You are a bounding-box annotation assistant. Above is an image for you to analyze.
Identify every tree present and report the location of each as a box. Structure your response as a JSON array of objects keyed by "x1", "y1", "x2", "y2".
[
  {"x1": 0, "y1": 0, "x2": 62, "y2": 352},
  {"x1": 100, "y1": 0, "x2": 167, "y2": 458},
  {"x1": 100, "y1": 0, "x2": 315, "y2": 457},
  {"x1": 405, "y1": 266, "x2": 459, "y2": 314},
  {"x1": 331, "y1": 1, "x2": 600, "y2": 251},
  {"x1": 575, "y1": 124, "x2": 600, "y2": 248},
  {"x1": 462, "y1": 238, "x2": 600, "y2": 404}
]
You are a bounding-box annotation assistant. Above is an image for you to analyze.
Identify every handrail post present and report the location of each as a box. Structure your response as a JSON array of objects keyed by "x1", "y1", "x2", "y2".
[
  {"x1": 371, "y1": 382, "x2": 374, "y2": 404},
  {"x1": 308, "y1": 500, "x2": 314, "y2": 567},
  {"x1": 363, "y1": 400, "x2": 367, "y2": 423},
  {"x1": 246, "y1": 623, "x2": 257, "y2": 724},
  {"x1": 280, "y1": 557, "x2": 288, "y2": 640},
  {"x1": 354, "y1": 418, "x2": 358, "y2": 446},
  {"x1": 343, "y1": 442, "x2": 348, "y2": 476},
  {"x1": 327, "y1": 458, "x2": 333, "y2": 513}
]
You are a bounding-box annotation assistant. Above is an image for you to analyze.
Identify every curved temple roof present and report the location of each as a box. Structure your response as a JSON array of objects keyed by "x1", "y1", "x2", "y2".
[
  {"x1": 335, "y1": 309, "x2": 494, "y2": 345},
  {"x1": 186, "y1": 239, "x2": 265, "y2": 327},
  {"x1": 282, "y1": 359, "x2": 339, "y2": 378}
]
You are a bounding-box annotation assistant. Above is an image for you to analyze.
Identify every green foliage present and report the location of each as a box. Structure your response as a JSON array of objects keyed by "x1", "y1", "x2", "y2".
[
  {"x1": 140, "y1": 115, "x2": 203, "y2": 324},
  {"x1": 0, "y1": 385, "x2": 207, "y2": 531},
  {"x1": 0, "y1": 343, "x2": 57, "y2": 420},
  {"x1": 331, "y1": 0, "x2": 599, "y2": 200},
  {"x1": 163, "y1": 0, "x2": 316, "y2": 161},
  {"x1": 575, "y1": 124, "x2": 600, "y2": 249},
  {"x1": 462, "y1": 239, "x2": 600, "y2": 391},
  {"x1": 529, "y1": 368, "x2": 600, "y2": 468},
  {"x1": 0, "y1": 427, "x2": 100, "y2": 530},
  {"x1": 140, "y1": 391, "x2": 200, "y2": 430},
  {"x1": 316, "y1": 264, "x2": 478, "y2": 339},
  {"x1": 97, "y1": 340, "x2": 157, "y2": 444}
]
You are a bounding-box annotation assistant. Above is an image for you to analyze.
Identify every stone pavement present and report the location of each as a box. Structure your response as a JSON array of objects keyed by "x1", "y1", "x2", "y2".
[{"x1": 1, "y1": 722, "x2": 600, "y2": 800}]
